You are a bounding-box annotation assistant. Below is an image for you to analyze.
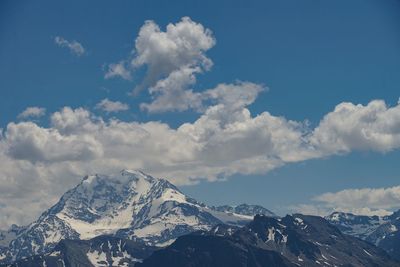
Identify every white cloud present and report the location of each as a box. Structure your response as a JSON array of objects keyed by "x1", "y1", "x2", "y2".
[
  {"x1": 95, "y1": 98, "x2": 129, "y2": 113},
  {"x1": 203, "y1": 82, "x2": 266, "y2": 112},
  {"x1": 140, "y1": 66, "x2": 203, "y2": 112},
  {"x1": 50, "y1": 107, "x2": 97, "y2": 135},
  {"x1": 104, "y1": 61, "x2": 131, "y2": 80},
  {"x1": 132, "y1": 17, "x2": 215, "y2": 90},
  {"x1": 311, "y1": 100, "x2": 400, "y2": 154},
  {"x1": 314, "y1": 186, "x2": 400, "y2": 211},
  {"x1": 106, "y1": 17, "x2": 216, "y2": 112},
  {"x1": 54, "y1": 36, "x2": 85, "y2": 56},
  {"x1": 106, "y1": 18, "x2": 268, "y2": 114},
  {"x1": 17, "y1": 107, "x2": 46, "y2": 119},
  {"x1": 291, "y1": 185, "x2": 400, "y2": 217}
]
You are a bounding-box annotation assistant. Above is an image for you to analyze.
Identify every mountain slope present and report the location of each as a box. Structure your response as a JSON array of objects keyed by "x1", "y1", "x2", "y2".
[
  {"x1": 0, "y1": 170, "x2": 262, "y2": 264},
  {"x1": 6, "y1": 235, "x2": 156, "y2": 267},
  {"x1": 139, "y1": 215, "x2": 400, "y2": 267}
]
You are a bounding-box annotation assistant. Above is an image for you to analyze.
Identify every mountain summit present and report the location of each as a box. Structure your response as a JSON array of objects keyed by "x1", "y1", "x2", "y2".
[{"x1": 0, "y1": 170, "x2": 270, "y2": 264}]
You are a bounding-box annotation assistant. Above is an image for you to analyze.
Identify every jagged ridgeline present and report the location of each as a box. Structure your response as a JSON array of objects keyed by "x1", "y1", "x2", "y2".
[
  {"x1": 7, "y1": 215, "x2": 400, "y2": 267},
  {"x1": 138, "y1": 215, "x2": 399, "y2": 267}
]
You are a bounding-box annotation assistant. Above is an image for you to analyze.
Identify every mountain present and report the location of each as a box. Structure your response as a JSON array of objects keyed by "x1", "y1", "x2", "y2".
[
  {"x1": 6, "y1": 235, "x2": 156, "y2": 267},
  {"x1": 0, "y1": 170, "x2": 269, "y2": 264},
  {"x1": 325, "y1": 211, "x2": 386, "y2": 239},
  {"x1": 139, "y1": 214, "x2": 400, "y2": 267},
  {"x1": 326, "y1": 211, "x2": 400, "y2": 260},
  {"x1": 5, "y1": 169, "x2": 397, "y2": 266}
]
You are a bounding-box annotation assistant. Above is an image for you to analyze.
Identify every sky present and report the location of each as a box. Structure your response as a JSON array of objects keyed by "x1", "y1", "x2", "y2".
[{"x1": 0, "y1": 0, "x2": 400, "y2": 228}]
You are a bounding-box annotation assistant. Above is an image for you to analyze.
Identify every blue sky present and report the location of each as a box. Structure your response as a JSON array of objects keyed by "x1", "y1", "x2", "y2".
[{"x1": 0, "y1": 0, "x2": 400, "y2": 225}]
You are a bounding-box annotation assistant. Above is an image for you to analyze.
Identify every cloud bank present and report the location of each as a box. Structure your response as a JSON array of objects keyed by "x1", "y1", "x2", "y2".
[
  {"x1": 2, "y1": 96, "x2": 400, "y2": 228},
  {"x1": 293, "y1": 185, "x2": 400, "y2": 217}
]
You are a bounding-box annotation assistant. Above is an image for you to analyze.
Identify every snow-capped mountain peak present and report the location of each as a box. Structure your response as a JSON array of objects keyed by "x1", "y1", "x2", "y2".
[
  {"x1": 0, "y1": 170, "x2": 269, "y2": 264},
  {"x1": 47, "y1": 170, "x2": 197, "y2": 240}
]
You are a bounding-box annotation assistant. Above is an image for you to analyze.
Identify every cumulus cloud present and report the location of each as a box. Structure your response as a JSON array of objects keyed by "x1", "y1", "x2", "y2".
[
  {"x1": 106, "y1": 17, "x2": 270, "y2": 114},
  {"x1": 50, "y1": 107, "x2": 98, "y2": 135},
  {"x1": 311, "y1": 100, "x2": 400, "y2": 154},
  {"x1": 17, "y1": 107, "x2": 46, "y2": 119},
  {"x1": 203, "y1": 82, "x2": 266, "y2": 112},
  {"x1": 54, "y1": 36, "x2": 85, "y2": 56},
  {"x1": 106, "y1": 17, "x2": 216, "y2": 112},
  {"x1": 132, "y1": 17, "x2": 215, "y2": 89},
  {"x1": 5, "y1": 122, "x2": 103, "y2": 163},
  {"x1": 95, "y1": 98, "x2": 129, "y2": 113},
  {"x1": 140, "y1": 66, "x2": 204, "y2": 112}
]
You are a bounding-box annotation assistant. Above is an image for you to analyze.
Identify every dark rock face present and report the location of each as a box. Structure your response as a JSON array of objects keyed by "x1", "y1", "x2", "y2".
[
  {"x1": 366, "y1": 217, "x2": 400, "y2": 261},
  {"x1": 137, "y1": 234, "x2": 296, "y2": 267}
]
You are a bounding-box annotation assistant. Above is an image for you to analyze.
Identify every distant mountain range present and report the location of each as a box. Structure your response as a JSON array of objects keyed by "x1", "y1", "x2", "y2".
[
  {"x1": 326, "y1": 210, "x2": 400, "y2": 261},
  {"x1": 1, "y1": 170, "x2": 400, "y2": 266}
]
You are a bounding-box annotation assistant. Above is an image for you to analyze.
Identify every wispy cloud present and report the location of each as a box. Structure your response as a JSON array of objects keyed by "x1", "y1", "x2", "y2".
[
  {"x1": 95, "y1": 98, "x2": 129, "y2": 113},
  {"x1": 17, "y1": 107, "x2": 46, "y2": 119},
  {"x1": 104, "y1": 61, "x2": 131, "y2": 80},
  {"x1": 54, "y1": 36, "x2": 85, "y2": 56}
]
